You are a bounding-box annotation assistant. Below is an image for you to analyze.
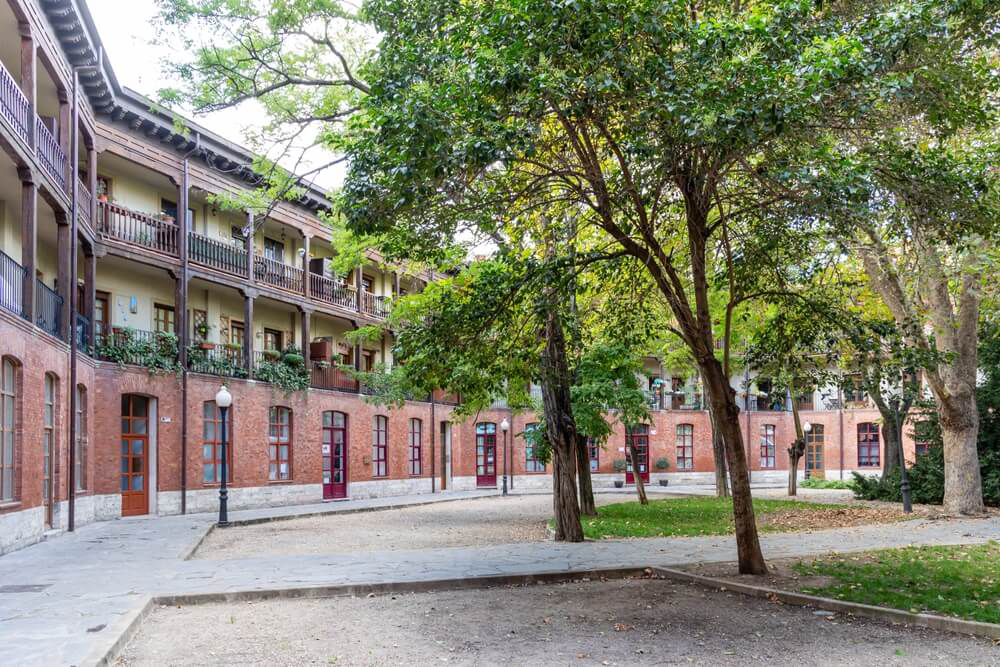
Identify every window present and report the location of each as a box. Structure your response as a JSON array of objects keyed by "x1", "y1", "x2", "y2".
[
  {"x1": 323, "y1": 411, "x2": 348, "y2": 486},
  {"x1": 154, "y1": 303, "x2": 175, "y2": 334},
  {"x1": 843, "y1": 374, "x2": 866, "y2": 403},
  {"x1": 676, "y1": 423, "x2": 694, "y2": 470},
  {"x1": 231, "y1": 225, "x2": 246, "y2": 246},
  {"x1": 759, "y1": 424, "x2": 776, "y2": 469},
  {"x1": 75, "y1": 385, "x2": 87, "y2": 490},
  {"x1": 588, "y1": 437, "x2": 599, "y2": 472},
  {"x1": 408, "y1": 418, "x2": 422, "y2": 475},
  {"x1": 373, "y1": 415, "x2": 388, "y2": 477},
  {"x1": 915, "y1": 439, "x2": 931, "y2": 457},
  {"x1": 268, "y1": 407, "x2": 292, "y2": 481},
  {"x1": 43, "y1": 374, "x2": 55, "y2": 509},
  {"x1": 361, "y1": 275, "x2": 374, "y2": 292},
  {"x1": 805, "y1": 423, "x2": 825, "y2": 473},
  {"x1": 1, "y1": 358, "x2": 17, "y2": 501},
  {"x1": 625, "y1": 424, "x2": 649, "y2": 477},
  {"x1": 524, "y1": 423, "x2": 545, "y2": 473},
  {"x1": 264, "y1": 328, "x2": 283, "y2": 351},
  {"x1": 95, "y1": 291, "x2": 110, "y2": 338},
  {"x1": 202, "y1": 401, "x2": 233, "y2": 483},
  {"x1": 263, "y1": 237, "x2": 284, "y2": 262},
  {"x1": 363, "y1": 351, "x2": 376, "y2": 372},
  {"x1": 858, "y1": 423, "x2": 880, "y2": 467}
]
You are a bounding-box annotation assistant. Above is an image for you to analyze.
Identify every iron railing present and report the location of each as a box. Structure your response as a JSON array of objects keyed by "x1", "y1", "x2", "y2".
[
  {"x1": 254, "y1": 254, "x2": 303, "y2": 293},
  {"x1": 35, "y1": 118, "x2": 66, "y2": 191},
  {"x1": 189, "y1": 232, "x2": 247, "y2": 276},
  {"x1": 98, "y1": 201, "x2": 179, "y2": 255},
  {"x1": 361, "y1": 290, "x2": 389, "y2": 319},
  {"x1": 0, "y1": 249, "x2": 25, "y2": 319},
  {"x1": 0, "y1": 60, "x2": 29, "y2": 144},
  {"x1": 35, "y1": 279, "x2": 63, "y2": 339},
  {"x1": 188, "y1": 345, "x2": 248, "y2": 378}
]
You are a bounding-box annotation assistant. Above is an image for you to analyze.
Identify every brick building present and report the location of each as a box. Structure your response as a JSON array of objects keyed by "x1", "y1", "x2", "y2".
[{"x1": 0, "y1": 0, "x2": 914, "y2": 554}]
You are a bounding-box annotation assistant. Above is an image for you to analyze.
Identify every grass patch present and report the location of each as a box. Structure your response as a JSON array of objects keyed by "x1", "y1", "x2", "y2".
[
  {"x1": 800, "y1": 478, "x2": 854, "y2": 490},
  {"x1": 579, "y1": 496, "x2": 849, "y2": 539},
  {"x1": 793, "y1": 542, "x2": 1000, "y2": 624}
]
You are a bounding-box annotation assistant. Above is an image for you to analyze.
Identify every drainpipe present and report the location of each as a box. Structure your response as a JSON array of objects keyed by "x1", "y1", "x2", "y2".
[
  {"x1": 838, "y1": 377, "x2": 845, "y2": 481},
  {"x1": 430, "y1": 393, "x2": 436, "y2": 493},
  {"x1": 179, "y1": 134, "x2": 200, "y2": 514}
]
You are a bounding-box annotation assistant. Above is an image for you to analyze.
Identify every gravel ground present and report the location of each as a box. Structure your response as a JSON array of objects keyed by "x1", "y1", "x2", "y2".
[
  {"x1": 195, "y1": 494, "x2": 632, "y2": 560},
  {"x1": 117, "y1": 578, "x2": 1000, "y2": 666}
]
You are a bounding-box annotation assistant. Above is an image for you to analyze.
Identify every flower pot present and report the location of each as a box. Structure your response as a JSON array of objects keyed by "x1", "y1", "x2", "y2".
[
  {"x1": 613, "y1": 480, "x2": 624, "y2": 489},
  {"x1": 198, "y1": 342, "x2": 215, "y2": 350},
  {"x1": 658, "y1": 479, "x2": 669, "y2": 487},
  {"x1": 97, "y1": 194, "x2": 109, "y2": 203}
]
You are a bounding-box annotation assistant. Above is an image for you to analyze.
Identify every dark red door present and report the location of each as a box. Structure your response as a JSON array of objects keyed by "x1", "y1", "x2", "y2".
[
  {"x1": 625, "y1": 424, "x2": 650, "y2": 484},
  {"x1": 121, "y1": 395, "x2": 149, "y2": 516},
  {"x1": 322, "y1": 411, "x2": 348, "y2": 499},
  {"x1": 476, "y1": 422, "x2": 497, "y2": 487}
]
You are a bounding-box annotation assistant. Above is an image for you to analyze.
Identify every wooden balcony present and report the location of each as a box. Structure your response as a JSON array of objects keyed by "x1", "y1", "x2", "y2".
[
  {"x1": 0, "y1": 60, "x2": 29, "y2": 146},
  {"x1": 189, "y1": 231, "x2": 247, "y2": 276},
  {"x1": 310, "y1": 273, "x2": 357, "y2": 310},
  {"x1": 35, "y1": 118, "x2": 66, "y2": 190},
  {"x1": 77, "y1": 178, "x2": 93, "y2": 229},
  {"x1": 254, "y1": 254, "x2": 303, "y2": 293},
  {"x1": 310, "y1": 364, "x2": 360, "y2": 393},
  {"x1": 98, "y1": 201, "x2": 179, "y2": 256},
  {"x1": 361, "y1": 290, "x2": 389, "y2": 319}
]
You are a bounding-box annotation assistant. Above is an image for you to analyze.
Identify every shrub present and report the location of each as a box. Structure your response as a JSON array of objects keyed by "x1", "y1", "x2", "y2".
[
  {"x1": 800, "y1": 478, "x2": 853, "y2": 490},
  {"x1": 654, "y1": 457, "x2": 670, "y2": 470},
  {"x1": 612, "y1": 459, "x2": 627, "y2": 473}
]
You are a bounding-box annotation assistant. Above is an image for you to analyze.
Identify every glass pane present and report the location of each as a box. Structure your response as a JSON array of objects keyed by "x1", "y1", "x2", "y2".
[
  {"x1": 133, "y1": 396, "x2": 148, "y2": 413},
  {"x1": 334, "y1": 471, "x2": 342, "y2": 483},
  {"x1": 121, "y1": 440, "x2": 129, "y2": 455},
  {"x1": 121, "y1": 457, "x2": 129, "y2": 473},
  {"x1": 269, "y1": 444, "x2": 276, "y2": 459},
  {"x1": 334, "y1": 413, "x2": 345, "y2": 427},
  {"x1": 281, "y1": 425, "x2": 289, "y2": 441},
  {"x1": 132, "y1": 439, "x2": 144, "y2": 456},
  {"x1": 279, "y1": 446, "x2": 288, "y2": 461},
  {"x1": 132, "y1": 475, "x2": 144, "y2": 491},
  {"x1": 132, "y1": 457, "x2": 143, "y2": 473},
  {"x1": 120, "y1": 476, "x2": 128, "y2": 491},
  {"x1": 323, "y1": 412, "x2": 331, "y2": 427},
  {"x1": 121, "y1": 419, "x2": 129, "y2": 433},
  {"x1": 269, "y1": 463, "x2": 277, "y2": 478},
  {"x1": 203, "y1": 464, "x2": 215, "y2": 482}
]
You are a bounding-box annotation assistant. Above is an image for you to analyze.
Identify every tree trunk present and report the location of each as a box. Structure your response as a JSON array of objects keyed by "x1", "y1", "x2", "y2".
[
  {"x1": 881, "y1": 413, "x2": 903, "y2": 478},
  {"x1": 788, "y1": 452, "x2": 800, "y2": 496},
  {"x1": 702, "y1": 374, "x2": 730, "y2": 497},
  {"x1": 701, "y1": 358, "x2": 768, "y2": 574},
  {"x1": 627, "y1": 440, "x2": 649, "y2": 505},
  {"x1": 788, "y1": 400, "x2": 803, "y2": 497},
  {"x1": 940, "y1": 394, "x2": 984, "y2": 515},
  {"x1": 576, "y1": 434, "x2": 597, "y2": 516}
]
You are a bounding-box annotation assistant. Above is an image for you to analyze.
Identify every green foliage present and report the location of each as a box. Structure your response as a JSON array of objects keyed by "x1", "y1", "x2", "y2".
[
  {"x1": 794, "y1": 543, "x2": 1000, "y2": 624},
  {"x1": 799, "y1": 478, "x2": 853, "y2": 490},
  {"x1": 653, "y1": 457, "x2": 670, "y2": 471},
  {"x1": 611, "y1": 459, "x2": 627, "y2": 473},
  {"x1": 253, "y1": 345, "x2": 311, "y2": 392},
  {"x1": 95, "y1": 329, "x2": 181, "y2": 374},
  {"x1": 186, "y1": 346, "x2": 249, "y2": 379}
]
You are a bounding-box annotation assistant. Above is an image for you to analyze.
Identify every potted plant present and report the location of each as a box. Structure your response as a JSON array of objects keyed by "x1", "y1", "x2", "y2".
[
  {"x1": 263, "y1": 349, "x2": 281, "y2": 362},
  {"x1": 654, "y1": 457, "x2": 670, "y2": 486},
  {"x1": 612, "y1": 458, "x2": 627, "y2": 488},
  {"x1": 195, "y1": 322, "x2": 213, "y2": 348}
]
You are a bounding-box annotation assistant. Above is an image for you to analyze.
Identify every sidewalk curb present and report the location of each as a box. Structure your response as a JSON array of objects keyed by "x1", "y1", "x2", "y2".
[
  {"x1": 651, "y1": 566, "x2": 1000, "y2": 640},
  {"x1": 84, "y1": 596, "x2": 154, "y2": 667}
]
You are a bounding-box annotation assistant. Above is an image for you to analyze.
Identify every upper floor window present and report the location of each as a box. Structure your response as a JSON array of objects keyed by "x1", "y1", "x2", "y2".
[
  {"x1": 268, "y1": 407, "x2": 292, "y2": 481},
  {"x1": 676, "y1": 424, "x2": 694, "y2": 470},
  {"x1": 361, "y1": 275, "x2": 374, "y2": 293},
  {"x1": 843, "y1": 374, "x2": 866, "y2": 404},
  {"x1": 858, "y1": 423, "x2": 880, "y2": 467},
  {"x1": 759, "y1": 424, "x2": 776, "y2": 469},
  {"x1": 264, "y1": 328, "x2": 283, "y2": 351},
  {"x1": 1, "y1": 358, "x2": 18, "y2": 502},
  {"x1": 524, "y1": 422, "x2": 545, "y2": 473},
  {"x1": 588, "y1": 437, "x2": 599, "y2": 472},
  {"x1": 373, "y1": 415, "x2": 388, "y2": 477},
  {"x1": 202, "y1": 401, "x2": 233, "y2": 483},
  {"x1": 154, "y1": 303, "x2": 175, "y2": 334},
  {"x1": 408, "y1": 418, "x2": 422, "y2": 475},
  {"x1": 263, "y1": 237, "x2": 284, "y2": 262}
]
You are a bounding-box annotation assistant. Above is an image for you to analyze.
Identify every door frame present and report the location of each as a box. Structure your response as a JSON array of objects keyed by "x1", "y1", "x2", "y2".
[
  {"x1": 120, "y1": 395, "x2": 157, "y2": 517},
  {"x1": 475, "y1": 422, "x2": 497, "y2": 487},
  {"x1": 625, "y1": 425, "x2": 650, "y2": 484},
  {"x1": 805, "y1": 425, "x2": 825, "y2": 479},
  {"x1": 322, "y1": 411, "x2": 348, "y2": 500}
]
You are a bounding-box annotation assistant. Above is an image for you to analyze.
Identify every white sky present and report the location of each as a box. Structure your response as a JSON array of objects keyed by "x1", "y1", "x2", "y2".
[{"x1": 87, "y1": 0, "x2": 343, "y2": 190}]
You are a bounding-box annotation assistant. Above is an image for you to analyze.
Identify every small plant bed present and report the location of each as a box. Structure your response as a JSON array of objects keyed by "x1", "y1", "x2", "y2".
[
  {"x1": 800, "y1": 478, "x2": 855, "y2": 490},
  {"x1": 579, "y1": 497, "x2": 913, "y2": 539}
]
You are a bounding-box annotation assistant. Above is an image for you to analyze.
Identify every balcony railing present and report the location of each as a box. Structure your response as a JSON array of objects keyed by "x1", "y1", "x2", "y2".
[
  {"x1": 310, "y1": 364, "x2": 360, "y2": 393},
  {"x1": 189, "y1": 232, "x2": 247, "y2": 276},
  {"x1": 255, "y1": 255, "x2": 303, "y2": 293},
  {"x1": 0, "y1": 60, "x2": 29, "y2": 145},
  {"x1": 188, "y1": 344, "x2": 248, "y2": 379},
  {"x1": 361, "y1": 290, "x2": 389, "y2": 319},
  {"x1": 94, "y1": 328, "x2": 179, "y2": 368},
  {"x1": 35, "y1": 279, "x2": 62, "y2": 339},
  {"x1": 98, "y1": 201, "x2": 179, "y2": 256},
  {"x1": 35, "y1": 118, "x2": 66, "y2": 190},
  {"x1": 310, "y1": 273, "x2": 357, "y2": 310},
  {"x1": 75, "y1": 313, "x2": 90, "y2": 352},
  {"x1": 77, "y1": 179, "x2": 92, "y2": 228},
  {"x1": 0, "y1": 249, "x2": 25, "y2": 319}
]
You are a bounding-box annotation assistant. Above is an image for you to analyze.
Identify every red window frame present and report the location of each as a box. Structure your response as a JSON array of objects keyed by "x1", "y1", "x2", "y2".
[
  {"x1": 588, "y1": 437, "x2": 599, "y2": 472},
  {"x1": 202, "y1": 400, "x2": 233, "y2": 484},
  {"x1": 75, "y1": 384, "x2": 87, "y2": 491},
  {"x1": 625, "y1": 424, "x2": 649, "y2": 477},
  {"x1": 1, "y1": 358, "x2": 18, "y2": 502},
  {"x1": 858, "y1": 422, "x2": 880, "y2": 467},
  {"x1": 268, "y1": 406, "x2": 292, "y2": 481},
  {"x1": 524, "y1": 422, "x2": 545, "y2": 473},
  {"x1": 676, "y1": 423, "x2": 694, "y2": 470},
  {"x1": 408, "y1": 418, "x2": 422, "y2": 475},
  {"x1": 759, "y1": 424, "x2": 776, "y2": 469},
  {"x1": 373, "y1": 415, "x2": 388, "y2": 477}
]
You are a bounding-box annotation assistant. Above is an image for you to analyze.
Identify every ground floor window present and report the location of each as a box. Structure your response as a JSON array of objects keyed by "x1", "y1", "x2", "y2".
[
  {"x1": 269, "y1": 406, "x2": 292, "y2": 481},
  {"x1": 409, "y1": 418, "x2": 422, "y2": 475},
  {"x1": 676, "y1": 424, "x2": 694, "y2": 470},
  {"x1": 75, "y1": 385, "x2": 87, "y2": 490},
  {"x1": 202, "y1": 401, "x2": 232, "y2": 483},
  {"x1": 759, "y1": 424, "x2": 776, "y2": 469},
  {"x1": 524, "y1": 422, "x2": 545, "y2": 472},
  {"x1": 588, "y1": 437, "x2": 599, "y2": 472},
  {"x1": 373, "y1": 415, "x2": 388, "y2": 477},
  {"x1": 858, "y1": 422, "x2": 880, "y2": 467}
]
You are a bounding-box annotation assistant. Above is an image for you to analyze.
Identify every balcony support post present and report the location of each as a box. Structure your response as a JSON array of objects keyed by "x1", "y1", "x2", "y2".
[
  {"x1": 300, "y1": 307, "x2": 311, "y2": 368},
  {"x1": 82, "y1": 245, "x2": 95, "y2": 343},
  {"x1": 354, "y1": 266, "x2": 363, "y2": 314},
  {"x1": 302, "y1": 234, "x2": 310, "y2": 299},
  {"x1": 177, "y1": 162, "x2": 190, "y2": 369},
  {"x1": 19, "y1": 22, "x2": 34, "y2": 148},
  {"x1": 393, "y1": 271, "x2": 400, "y2": 298},
  {"x1": 56, "y1": 211, "x2": 70, "y2": 339},
  {"x1": 87, "y1": 135, "x2": 97, "y2": 223},
  {"x1": 19, "y1": 168, "x2": 36, "y2": 323},
  {"x1": 245, "y1": 211, "x2": 255, "y2": 284},
  {"x1": 58, "y1": 89, "x2": 70, "y2": 187},
  {"x1": 242, "y1": 289, "x2": 255, "y2": 378}
]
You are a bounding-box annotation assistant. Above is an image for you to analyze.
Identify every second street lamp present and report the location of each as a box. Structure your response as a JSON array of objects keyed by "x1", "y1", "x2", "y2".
[
  {"x1": 501, "y1": 418, "x2": 509, "y2": 496},
  {"x1": 215, "y1": 385, "x2": 233, "y2": 527}
]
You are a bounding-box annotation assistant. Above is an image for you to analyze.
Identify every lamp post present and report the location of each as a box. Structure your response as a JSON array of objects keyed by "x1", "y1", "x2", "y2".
[
  {"x1": 802, "y1": 421, "x2": 812, "y2": 479},
  {"x1": 215, "y1": 385, "x2": 233, "y2": 527},
  {"x1": 500, "y1": 418, "x2": 509, "y2": 496}
]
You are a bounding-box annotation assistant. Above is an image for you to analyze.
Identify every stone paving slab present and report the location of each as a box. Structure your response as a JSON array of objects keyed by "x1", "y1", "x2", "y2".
[{"x1": 1, "y1": 488, "x2": 998, "y2": 667}]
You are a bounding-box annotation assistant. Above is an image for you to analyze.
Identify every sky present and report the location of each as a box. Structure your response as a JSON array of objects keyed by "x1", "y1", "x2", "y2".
[{"x1": 86, "y1": 0, "x2": 343, "y2": 190}]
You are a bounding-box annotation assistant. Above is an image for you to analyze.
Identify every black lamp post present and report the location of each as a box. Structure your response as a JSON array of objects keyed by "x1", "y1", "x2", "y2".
[
  {"x1": 501, "y1": 418, "x2": 509, "y2": 496},
  {"x1": 216, "y1": 385, "x2": 233, "y2": 526}
]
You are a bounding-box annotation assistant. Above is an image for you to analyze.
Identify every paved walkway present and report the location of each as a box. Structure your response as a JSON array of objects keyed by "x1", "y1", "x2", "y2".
[{"x1": 2, "y1": 489, "x2": 998, "y2": 666}]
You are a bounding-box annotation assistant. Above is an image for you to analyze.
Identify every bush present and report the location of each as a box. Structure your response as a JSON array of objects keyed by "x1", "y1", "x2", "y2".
[
  {"x1": 654, "y1": 457, "x2": 670, "y2": 470},
  {"x1": 800, "y1": 478, "x2": 853, "y2": 490}
]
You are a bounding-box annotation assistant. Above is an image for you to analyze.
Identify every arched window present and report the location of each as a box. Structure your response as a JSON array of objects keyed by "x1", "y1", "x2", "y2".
[
  {"x1": 759, "y1": 424, "x2": 776, "y2": 469},
  {"x1": 268, "y1": 406, "x2": 292, "y2": 481},
  {"x1": 408, "y1": 418, "x2": 422, "y2": 475},
  {"x1": 373, "y1": 415, "x2": 388, "y2": 477},
  {"x1": 858, "y1": 423, "x2": 880, "y2": 467},
  {"x1": 43, "y1": 373, "x2": 56, "y2": 518},
  {"x1": 203, "y1": 401, "x2": 233, "y2": 483},
  {"x1": 1, "y1": 358, "x2": 17, "y2": 502},
  {"x1": 676, "y1": 424, "x2": 694, "y2": 470},
  {"x1": 75, "y1": 385, "x2": 87, "y2": 491}
]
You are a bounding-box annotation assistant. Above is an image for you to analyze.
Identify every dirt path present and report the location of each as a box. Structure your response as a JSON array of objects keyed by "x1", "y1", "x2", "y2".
[{"x1": 117, "y1": 577, "x2": 999, "y2": 666}]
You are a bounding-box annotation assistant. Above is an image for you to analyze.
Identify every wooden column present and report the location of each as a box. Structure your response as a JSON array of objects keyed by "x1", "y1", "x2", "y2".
[
  {"x1": 87, "y1": 137, "x2": 97, "y2": 223},
  {"x1": 19, "y1": 168, "x2": 36, "y2": 323},
  {"x1": 355, "y1": 266, "x2": 363, "y2": 313},
  {"x1": 58, "y1": 90, "x2": 70, "y2": 186},
  {"x1": 19, "y1": 23, "x2": 34, "y2": 148},
  {"x1": 245, "y1": 211, "x2": 254, "y2": 283},
  {"x1": 83, "y1": 247, "x2": 95, "y2": 344},
  {"x1": 300, "y1": 308, "x2": 311, "y2": 368},
  {"x1": 302, "y1": 234, "x2": 311, "y2": 299},
  {"x1": 56, "y1": 212, "x2": 70, "y2": 339},
  {"x1": 177, "y1": 167, "x2": 189, "y2": 369},
  {"x1": 243, "y1": 289, "x2": 255, "y2": 377},
  {"x1": 393, "y1": 271, "x2": 400, "y2": 298}
]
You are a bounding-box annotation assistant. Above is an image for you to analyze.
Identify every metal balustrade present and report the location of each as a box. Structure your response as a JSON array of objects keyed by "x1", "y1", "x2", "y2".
[
  {"x1": 188, "y1": 344, "x2": 248, "y2": 378},
  {"x1": 189, "y1": 232, "x2": 247, "y2": 276},
  {"x1": 310, "y1": 273, "x2": 357, "y2": 310},
  {"x1": 35, "y1": 118, "x2": 66, "y2": 190},
  {"x1": 0, "y1": 249, "x2": 25, "y2": 319},
  {"x1": 254, "y1": 254, "x2": 303, "y2": 293},
  {"x1": 0, "y1": 60, "x2": 29, "y2": 144},
  {"x1": 77, "y1": 179, "x2": 93, "y2": 228},
  {"x1": 361, "y1": 290, "x2": 389, "y2": 319},
  {"x1": 98, "y1": 201, "x2": 179, "y2": 255},
  {"x1": 35, "y1": 279, "x2": 63, "y2": 339}
]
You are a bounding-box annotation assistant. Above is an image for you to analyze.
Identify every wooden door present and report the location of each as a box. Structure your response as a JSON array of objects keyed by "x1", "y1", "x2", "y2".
[
  {"x1": 805, "y1": 425, "x2": 825, "y2": 479},
  {"x1": 322, "y1": 411, "x2": 348, "y2": 499},
  {"x1": 625, "y1": 425, "x2": 650, "y2": 484},
  {"x1": 95, "y1": 291, "x2": 110, "y2": 339},
  {"x1": 475, "y1": 423, "x2": 497, "y2": 487},
  {"x1": 120, "y1": 395, "x2": 149, "y2": 516}
]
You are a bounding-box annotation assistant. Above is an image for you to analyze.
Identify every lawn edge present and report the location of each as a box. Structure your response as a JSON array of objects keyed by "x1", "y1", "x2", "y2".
[{"x1": 651, "y1": 565, "x2": 1000, "y2": 640}]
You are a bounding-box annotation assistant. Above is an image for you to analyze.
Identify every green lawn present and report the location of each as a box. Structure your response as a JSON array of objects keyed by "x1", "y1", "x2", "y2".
[
  {"x1": 579, "y1": 496, "x2": 849, "y2": 539},
  {"x1": 793, "y1": 542, "x2": 1000, "y2": 624}
]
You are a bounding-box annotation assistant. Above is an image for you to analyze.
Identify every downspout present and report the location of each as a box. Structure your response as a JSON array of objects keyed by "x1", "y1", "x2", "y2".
[
  {"x1": 430, "y1": 394, "x2": 436, "y2": 493},
  {"x1": 179, "y1": 133, "x2": 200, "y2": 514},
  {"x1": 67, "y1": 70, "x2": 80, "y2": 532},
  {"x1": 838, "y1": 377, "x2": 844, "y2": 480}
]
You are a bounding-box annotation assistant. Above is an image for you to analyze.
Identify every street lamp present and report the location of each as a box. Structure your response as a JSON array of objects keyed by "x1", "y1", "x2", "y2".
[
  {"x1": 802, "y1": 422, "x2": 812, "y2": 479},
  {"x1": 500, "y1": 418, "x2": 510, "y2": 496},
  {"x1": 215, "y1": 385, "x2": 233, "y2": 527}
]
